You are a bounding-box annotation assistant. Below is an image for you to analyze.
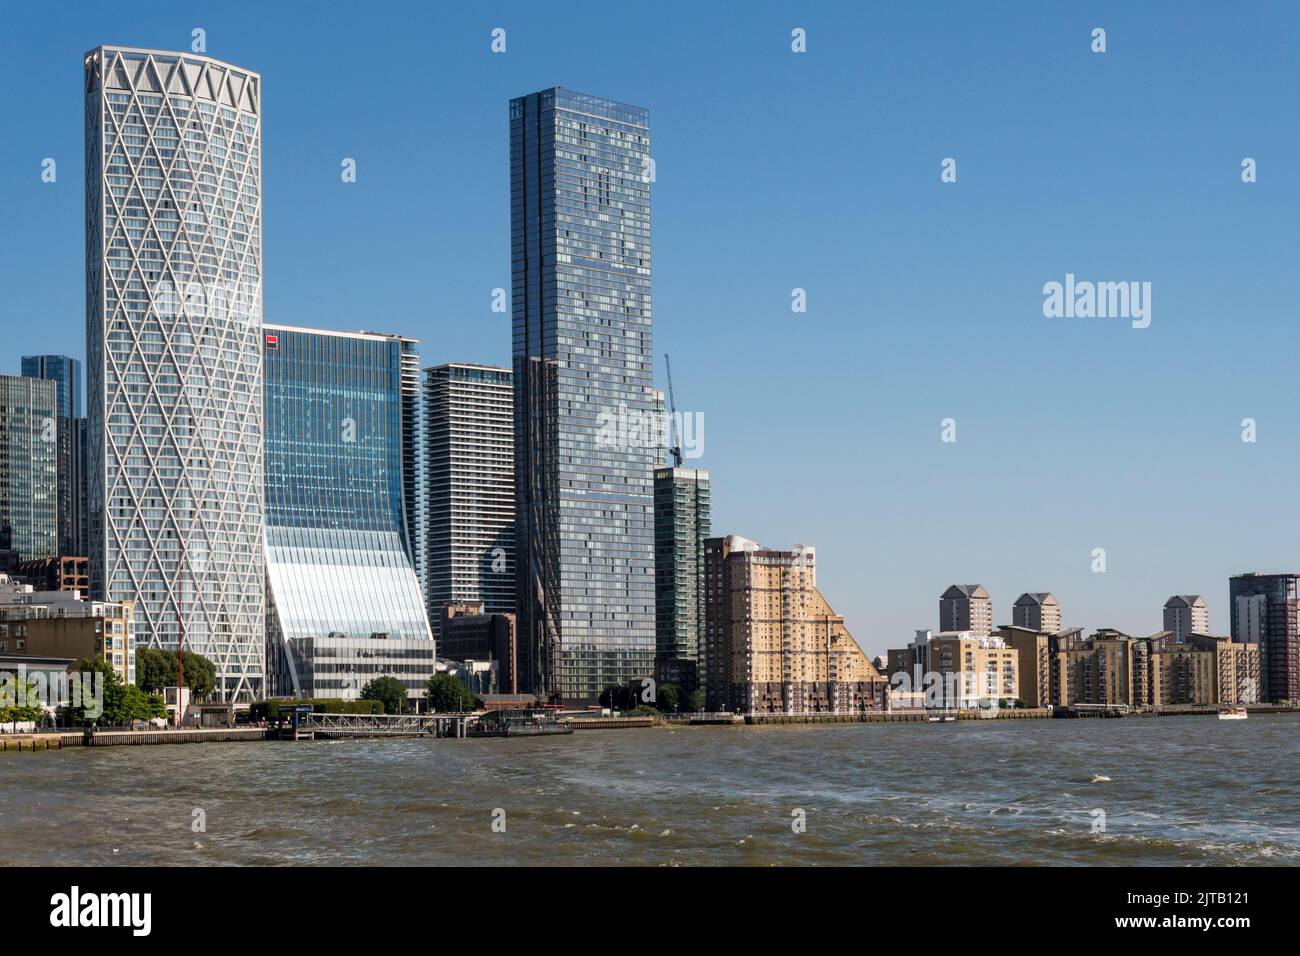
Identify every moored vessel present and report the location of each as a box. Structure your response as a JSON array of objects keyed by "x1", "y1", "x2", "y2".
[{"x1": 466, "y1": 709, "x2": 574, "y2": 738}]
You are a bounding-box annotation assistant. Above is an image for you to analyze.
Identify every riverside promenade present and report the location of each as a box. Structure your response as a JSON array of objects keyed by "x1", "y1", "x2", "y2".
[
  {"x1": 4, "y1": 704, "x2": 1295, "y2": 752},
  {"x1": 746, "y1": 703, "x2": 1299, "y2": 724},
  {"x1": 745, "y1": 709, "x2": 1048, "y2": 724},
  {"x1": 0, "y1": 726, "x2": 268, "y2": 751}
]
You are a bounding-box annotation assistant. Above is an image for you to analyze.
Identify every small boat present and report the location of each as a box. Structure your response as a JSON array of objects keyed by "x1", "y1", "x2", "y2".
[
  {"x1": 466, "y1": 709, "x2": 574, "y2": 738},
  {"x1": 1217, "y1": 706, "x2": 1248, "y2": 720},
  {"x1": 928, "y1": 715, "x2": 957, "y2": 723}
]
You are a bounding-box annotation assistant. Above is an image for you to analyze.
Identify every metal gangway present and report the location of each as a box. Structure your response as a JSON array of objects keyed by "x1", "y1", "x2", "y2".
[
  {"x1": 274, "y1": 711, "x2": 471, "y2": 740},
  {"x1": 1070, "y1": 702, "x2": 1131, "y2": 717}
]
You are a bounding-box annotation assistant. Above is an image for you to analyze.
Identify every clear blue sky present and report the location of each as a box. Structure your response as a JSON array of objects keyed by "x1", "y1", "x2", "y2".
[{"x1": 3, "y1": 1, "x2": 1297, "y2": 656}]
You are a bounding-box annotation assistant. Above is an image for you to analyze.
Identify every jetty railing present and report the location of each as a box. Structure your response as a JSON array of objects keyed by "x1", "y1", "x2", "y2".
[{"x1": 282, "y1": 712, "x2": 471, "y2": 739}]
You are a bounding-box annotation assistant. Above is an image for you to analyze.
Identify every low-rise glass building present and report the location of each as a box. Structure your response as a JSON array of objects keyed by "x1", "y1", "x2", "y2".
[{"x1": 263, "y1": 325, "x2": 433, "y2": 700}]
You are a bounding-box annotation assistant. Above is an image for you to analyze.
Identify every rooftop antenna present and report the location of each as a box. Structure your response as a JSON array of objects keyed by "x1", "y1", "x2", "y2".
[{"x1": 664, "y1": 353, "x2": 683, "y2": 467}]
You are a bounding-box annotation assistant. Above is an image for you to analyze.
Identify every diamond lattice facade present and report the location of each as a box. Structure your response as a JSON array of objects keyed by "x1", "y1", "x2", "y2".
[{"x1": 84, "y1": 46, "x2": 265, "y2": 700}]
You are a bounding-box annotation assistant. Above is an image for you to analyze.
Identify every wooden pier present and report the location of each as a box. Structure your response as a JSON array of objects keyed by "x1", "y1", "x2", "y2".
[
  {"x1": 747, "y1": 712, "x2": 928, "y2": 725},
  {"x1": 689, "y1": 714, "x2": 744, "y2": 726},
  {"x1": 568, "y1": 716, "x2": 656, "y2": 730},
  {"x1": 744, "y1": 708, "x2": 1053, "y2": 725}
]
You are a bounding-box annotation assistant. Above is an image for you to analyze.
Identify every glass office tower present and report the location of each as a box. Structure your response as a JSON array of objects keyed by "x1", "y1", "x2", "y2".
[
  {"x1": 263, "y1": 325, "x2": 432, "y2": 700},
  {"x1": 421, "y1": 363, "x2": 515, "y2": 636},
  {"x1": 85, "y1": 46, "x2": 265, "y2": 700},
  {"x1": 19, "y1": 356, "x2": 79, "y2": 422},
  {"x1": 0, "y1": 375, "x2": 58, "y2": 568},
  {"x1": 510, "y1": 87, "x2": 656, "y2": 704},
  {"x1": 21, "y1": 355, "x2": 83, "y2": 558}
]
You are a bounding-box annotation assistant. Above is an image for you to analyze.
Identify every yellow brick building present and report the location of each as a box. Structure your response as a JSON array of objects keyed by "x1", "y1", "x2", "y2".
[{"x1": 703, "y1": 536, "x2": 883, "y2": 714}]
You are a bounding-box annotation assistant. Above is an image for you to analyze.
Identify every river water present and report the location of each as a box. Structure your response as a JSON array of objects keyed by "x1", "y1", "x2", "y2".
[{"x1": 1, "y1": 716, "x2": 1295, "y2": 866}]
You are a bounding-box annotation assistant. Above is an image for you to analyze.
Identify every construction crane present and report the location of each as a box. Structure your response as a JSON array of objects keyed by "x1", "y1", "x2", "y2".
[{"x1": 664, "y1": 353, "x2": 683, "y2": 467}]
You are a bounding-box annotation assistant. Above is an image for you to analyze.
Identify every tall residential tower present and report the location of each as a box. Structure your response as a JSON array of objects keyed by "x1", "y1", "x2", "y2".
[
  {"x1": 1012, "y1": 592, "x2": 1060, "y2": 633},
  {"x1": 940, "y1": 584, "x2": 992, "y2": 638},
  {"x1": 421, "y1": 363, "x2": 515, "y2": 636},
  {"x1": 510, "y1": 88, "x2": 656, "y2": 703},
  {"x1": 1163, "y1": 594, "x2": 1209, "y2": 641},
  {"x1": 85, "y1": 46, "x2": 265, "y2": 699},
  {"x1": 654, "y1": 466, "x2": 710, "y2": 691}
]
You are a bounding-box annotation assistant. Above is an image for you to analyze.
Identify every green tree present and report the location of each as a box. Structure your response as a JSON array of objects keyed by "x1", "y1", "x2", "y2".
[
  {"x1": 0, "y1": 674, "x2": 45, "y2": 725},
  {"x1": 65, "y1": 658, "x2": 167, "y2": 725},
  {"x1": 135, "y1": 647, "x2": 216, "y2": 700},
  {"x1": 360, "y1": 675, "x2": 408, "y2": 715},
  {"x1": 174, "y1": 650, "x2": 217, "y2": 700},
  {"x1": 685, "y1": 689, "x2": 706, "y2": 713},
  {"x1": 656, "y1": 683, "x2": 681, "y2": 714},
  {"x1": 425, "y1": 673, "x2": 476, "y2": 713},
  {"x1": 63, "y1": 658, "x2": 114, "y2": 725},
  {"x1": 134, "y1": 647, "x2": 169, "y2": 694},
  {"x1": 114, "y1": 683, "x2": 167, "y2": 722}
]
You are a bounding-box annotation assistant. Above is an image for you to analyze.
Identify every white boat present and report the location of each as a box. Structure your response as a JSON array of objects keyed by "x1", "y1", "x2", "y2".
[
  {"x1": 928, "y1": 715, "x2": 957, "y2": 723},
  {"x1": 1217, "y1": 706, "x2": 1248, "y2": 720}
]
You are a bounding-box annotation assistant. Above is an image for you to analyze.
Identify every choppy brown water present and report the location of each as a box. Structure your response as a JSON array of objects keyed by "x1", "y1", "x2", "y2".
[{"x1": 1, "y1": 716, "x2": 1295, "y2": 865}]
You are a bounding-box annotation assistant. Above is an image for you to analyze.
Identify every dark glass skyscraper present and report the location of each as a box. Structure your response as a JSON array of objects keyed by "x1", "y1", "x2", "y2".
[
  {"x1": 1228, "y1": 572, "x2": 1300, "y2": 704},
  {"x1": 21, "y1": 355, "x2": 82, "y2": 558},
  {"x1": 0, "y1": 375, "x2": 58, "y2": 569},
  {"x1": 262, "y1": 324, "x2": 432, "y2": 699},
  {"x1": 511, "y1": 87, "x2": 656, "y2": 704},
  {"x1": 20, "y1": 356, "x2": 80, "y2": 422}
]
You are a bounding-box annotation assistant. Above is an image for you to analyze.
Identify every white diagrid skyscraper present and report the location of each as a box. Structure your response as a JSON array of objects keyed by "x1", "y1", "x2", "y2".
[{"x1": 84, "y1": 46, "x2": 265, "y2": 700}]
